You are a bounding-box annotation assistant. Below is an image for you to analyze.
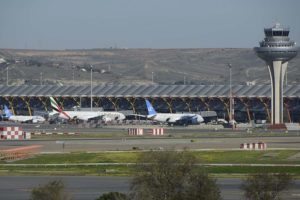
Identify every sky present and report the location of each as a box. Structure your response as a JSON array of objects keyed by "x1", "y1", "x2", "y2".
[{"x1": 0, "y1": 0, "x2": 299, "y2": 49}]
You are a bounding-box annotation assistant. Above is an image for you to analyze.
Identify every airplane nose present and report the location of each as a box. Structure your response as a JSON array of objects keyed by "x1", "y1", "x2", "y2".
[{"x1": 197, "y1": 116, "x2": 204, "y2": 123}]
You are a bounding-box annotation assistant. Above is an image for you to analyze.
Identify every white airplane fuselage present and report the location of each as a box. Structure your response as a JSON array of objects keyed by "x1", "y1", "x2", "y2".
[
  {"x1": 149, "y1": 113, "x2": 204, "y2": 124},
  {"x1": 58, "y1": 110, "x2": 126, "y2": 121},
  {"x1": 8, "y1": 115, "x2": 45, "y2": 123}
]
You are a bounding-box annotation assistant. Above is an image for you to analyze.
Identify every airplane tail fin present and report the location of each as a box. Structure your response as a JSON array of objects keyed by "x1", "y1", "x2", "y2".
[
  {"x1": 146, "y1": 100, "x2": 157, "y2": 116},
  {"x1": 49, "y1": 97, "x2": 71, "y2": 119},
  {"x1": 4, "y1": 105, "x2": 13, "y2": 117},
  {"x1": 50, "y1": 97, "x2": 61, "y2": 114}
]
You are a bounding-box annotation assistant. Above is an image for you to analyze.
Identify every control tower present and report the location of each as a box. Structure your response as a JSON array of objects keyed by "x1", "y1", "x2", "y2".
[{"x1": 254, "y1": 23, "x2": 298, "y2": 124}]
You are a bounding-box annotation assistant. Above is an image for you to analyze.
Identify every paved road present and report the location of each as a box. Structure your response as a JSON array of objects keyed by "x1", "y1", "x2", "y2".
[
  {"x1": 0, "y1": 176, "x2": 129, "y2": 200},
  {"x1": 0, "y1": 176, "x2": 299, "y2": 200},
  {"x1": 1, "y1": 122, "x2": 300, "y2": 152},
  {"x1": 1, "y1": 136, "x2": 300, "y2": 152},
  {"x1": 1, "y1": 121, "x2": 300, "y2": 134}
]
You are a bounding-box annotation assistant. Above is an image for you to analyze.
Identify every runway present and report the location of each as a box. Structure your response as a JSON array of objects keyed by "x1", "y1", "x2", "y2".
[
  {"x1": 0, "y1": 176, "x2": 299, "y2": 200},
  {"x1": 1, "y1": 136, "x2": 300, "y2": 152},
  {"x1": 1, "y1": 121, "x2": 300, "y2": 152}
]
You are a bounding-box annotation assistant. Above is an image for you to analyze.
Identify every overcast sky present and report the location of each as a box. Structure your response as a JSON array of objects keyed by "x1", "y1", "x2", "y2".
[{"x1": 0, "y1": 0, "x2": 299, "y2": 49}]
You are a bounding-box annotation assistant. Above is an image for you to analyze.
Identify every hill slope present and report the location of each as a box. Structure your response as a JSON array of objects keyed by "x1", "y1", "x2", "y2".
[{"x1": 0, "y1": 48, "x2": 299, "y2": 85}]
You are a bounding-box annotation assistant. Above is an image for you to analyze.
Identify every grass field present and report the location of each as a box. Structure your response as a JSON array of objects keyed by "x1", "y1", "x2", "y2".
[
  {"x1": 0, "y1": 165, "x2": 299, "y2": 177},
  {"x1": 1, "y1": 150, "x2": 300, "y2": 176},
  {"x1": 8, "y1": 150, "x2": 300, "y2": 165},
  {"x1": 13, "y1": 152, "x2": 140, "y2": 164},
  {"x1": 0, "y1": 165, "x2": 132, "y2": 176}
]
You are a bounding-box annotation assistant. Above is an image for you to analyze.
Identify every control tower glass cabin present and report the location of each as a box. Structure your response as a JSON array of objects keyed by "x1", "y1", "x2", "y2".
[{"x1": 254, "y1": 23, "x2": 298, "y2": 124}]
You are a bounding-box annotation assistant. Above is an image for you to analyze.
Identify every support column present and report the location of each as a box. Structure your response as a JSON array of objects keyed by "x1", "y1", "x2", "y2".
[
  {"x1": 281, "y1": 62, "x2": 288, "y2": 122},
  {"x1": 268, "y1": 61, "x2": 287, "y2": 124},
  {"x1": 162, "y1": 98, "x2": 173, "y2": 113},
  {"x1": 220, "y1": 98, "x2": 230, "y2": 121},
  {"x1": 181, "y1": 98, "x2": 191, "y2": 112},
  {"x1": 39, "y1": 97, "x2": 48, "y2": 112},
  {"x1": 200, "y1": 97, "x2": 211, "y2": 111},
  {"x1": 107, "y1": 97, "x2": 119, "y2": 111},
  {"x1": 126, "y1": 97, "x2": 136, "y2": 114},
  {"x1": 72, "y1": 97, "x2": 81, "y2": 107},
  {"x1": 240, "y1": 98, "x2": 251, "y2": 123},
  {"x1": 284, "y1": 102, "x2": 291, "y2": 123},
  {"x1": 259, "y1": 97, "x2": 271, "y2": 123}
]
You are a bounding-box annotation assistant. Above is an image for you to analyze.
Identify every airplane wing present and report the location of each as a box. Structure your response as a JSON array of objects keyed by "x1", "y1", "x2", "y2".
[
  {"x1": 9, "y1": 116, "x2": 35, "y2": 123},
  {"x1": 22, "y1": 118, "x2": 34, "y2": 123},
  {"x1": 130, "y1": 114, "x2": 148, "y2": 118},
  {"x1": 10, "y1": 117, "x2": 31, "y2": 123},
  {"x1": 75, "y1": 114, "x2": 104, "y2": 121},
  {"x1": 130, "y1": 113, "x2": 146, "y2": 117},
  {"x1": 167, "y1": 116, "x2": 183, "y2": 123},
  {"x1": 76, "y1": 116, "x2": 91, "y2": 121},
  {"x1": 168, "y1": 114, "x2": 203, "y2": 124}
]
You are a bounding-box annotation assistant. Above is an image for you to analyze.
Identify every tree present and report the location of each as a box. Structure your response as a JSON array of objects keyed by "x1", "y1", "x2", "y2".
[
  {"x1": 95, "y1": 192, "x2": 128, "y2": 200},
  {"x1": 130, "y1": 150, "x2": 222, "y2": 200},
  {"x1": 31, "y1": 179, "x2": 72, "y2": 200},
  {"x1": 241, "y1": 172, "x2": 294, "y2": 200},
  {"x1": 184, "y1": 172, "x2": 223, "y2": 200}
]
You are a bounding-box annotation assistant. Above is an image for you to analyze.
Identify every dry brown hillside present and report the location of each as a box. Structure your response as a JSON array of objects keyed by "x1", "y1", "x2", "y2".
[{"x1": 0, "y1": 48, "x2": 299, "y2": 85}]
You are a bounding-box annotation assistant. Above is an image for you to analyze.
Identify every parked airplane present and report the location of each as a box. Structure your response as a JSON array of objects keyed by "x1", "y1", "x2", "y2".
[
  {"x1": 3, "y1": 105, "x2": 45, "y2": 123},
  {"x1": 49, "y1": 97, "x2": 126, "y2": 122},
  {"x1": 145, "y1": 100, "x2": 204, "y2": 126}
]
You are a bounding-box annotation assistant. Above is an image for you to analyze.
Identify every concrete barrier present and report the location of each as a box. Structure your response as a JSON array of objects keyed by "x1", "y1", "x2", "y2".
[
  {"x1": 240, "y1": 142, "x2": 267, "y2": 150},
  {"x1": 151, "y1": 128, "x2": 164, "y2": 135},
  {"x1": 0, "y1": 126, "x2": 24, "y2": 140},
  {"x1": 128, "y1": 128, "x2": 144, "y2": 136}
]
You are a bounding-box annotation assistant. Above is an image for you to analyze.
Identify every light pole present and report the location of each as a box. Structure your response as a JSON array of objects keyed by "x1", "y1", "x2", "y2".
[
  {"x1": 90, "y1": 65, "x2": 93, "y2": 111},
  {"x1": 6, "y1": 66, "x2": 8, "y2": 86},
  {"x1": 228, "y1": 63, "x2": 234, "y2": 128},
  {"x1": 40, "y1": 72, "x2": 43, "y2": 85},
  {"x1": 151, "y1": 72, "x2": 154, "y2": 84},
  {"x1": 285, "y1": 69, "x2": 288, "y2": 86},
  {"x1": 72, "y1": 66, "x2": 75, "y2": 85}
]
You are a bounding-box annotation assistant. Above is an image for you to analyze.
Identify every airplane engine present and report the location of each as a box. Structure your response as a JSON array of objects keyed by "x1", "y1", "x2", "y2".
[
  {"x1": 190, "y1": 116, "x2": 198, "y2": 124},
  {"x1": 37, "y1": 117, "x2": 45, "y2": 123},
  {"x1": 115, "y1": 114, "x2": 126, "y2": 121},
  {"x1": 196, "y1": 115, "x2": 204, "y2": 123},
  {"x1": 102, "y1": 116, "x2": 112, "y2": 122},
  {"x1": 191, "y1": 115, "x2": 204, "y2": 124}
]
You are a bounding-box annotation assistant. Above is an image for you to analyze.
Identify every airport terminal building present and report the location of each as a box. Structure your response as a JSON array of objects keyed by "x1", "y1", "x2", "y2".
[{"x1": 0, "y1": 84, "x2": 300, "y2": 123}]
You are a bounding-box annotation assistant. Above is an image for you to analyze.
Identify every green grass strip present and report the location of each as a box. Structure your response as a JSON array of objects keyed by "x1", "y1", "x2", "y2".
[{"x1": 8, "y1": 150, "x2": 300, "y2": 165}]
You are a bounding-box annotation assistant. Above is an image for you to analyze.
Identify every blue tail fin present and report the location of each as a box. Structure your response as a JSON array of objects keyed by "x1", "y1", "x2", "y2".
[
  {"x1": 146, "y1": 100, "x2": 157, "y2": 116},
  {"x1": 4, "y1": 105, "x2": 13, "y2": 117}
]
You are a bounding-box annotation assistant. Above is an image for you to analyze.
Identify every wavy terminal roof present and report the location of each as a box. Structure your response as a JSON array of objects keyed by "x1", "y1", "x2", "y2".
[{"x1": 1, "y1": 85, "x2": 300, "y2": 98}]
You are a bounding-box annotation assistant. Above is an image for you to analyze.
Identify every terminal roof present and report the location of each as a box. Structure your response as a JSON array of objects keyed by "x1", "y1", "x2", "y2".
[{"x1": 1, "y1": 85, "x2": 300, "y2": 98}]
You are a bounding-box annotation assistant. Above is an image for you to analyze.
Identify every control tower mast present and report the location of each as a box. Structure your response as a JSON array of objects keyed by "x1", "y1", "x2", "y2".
[{"x1": 254, "y1": 23, "x2": 298, "y2": 124}]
